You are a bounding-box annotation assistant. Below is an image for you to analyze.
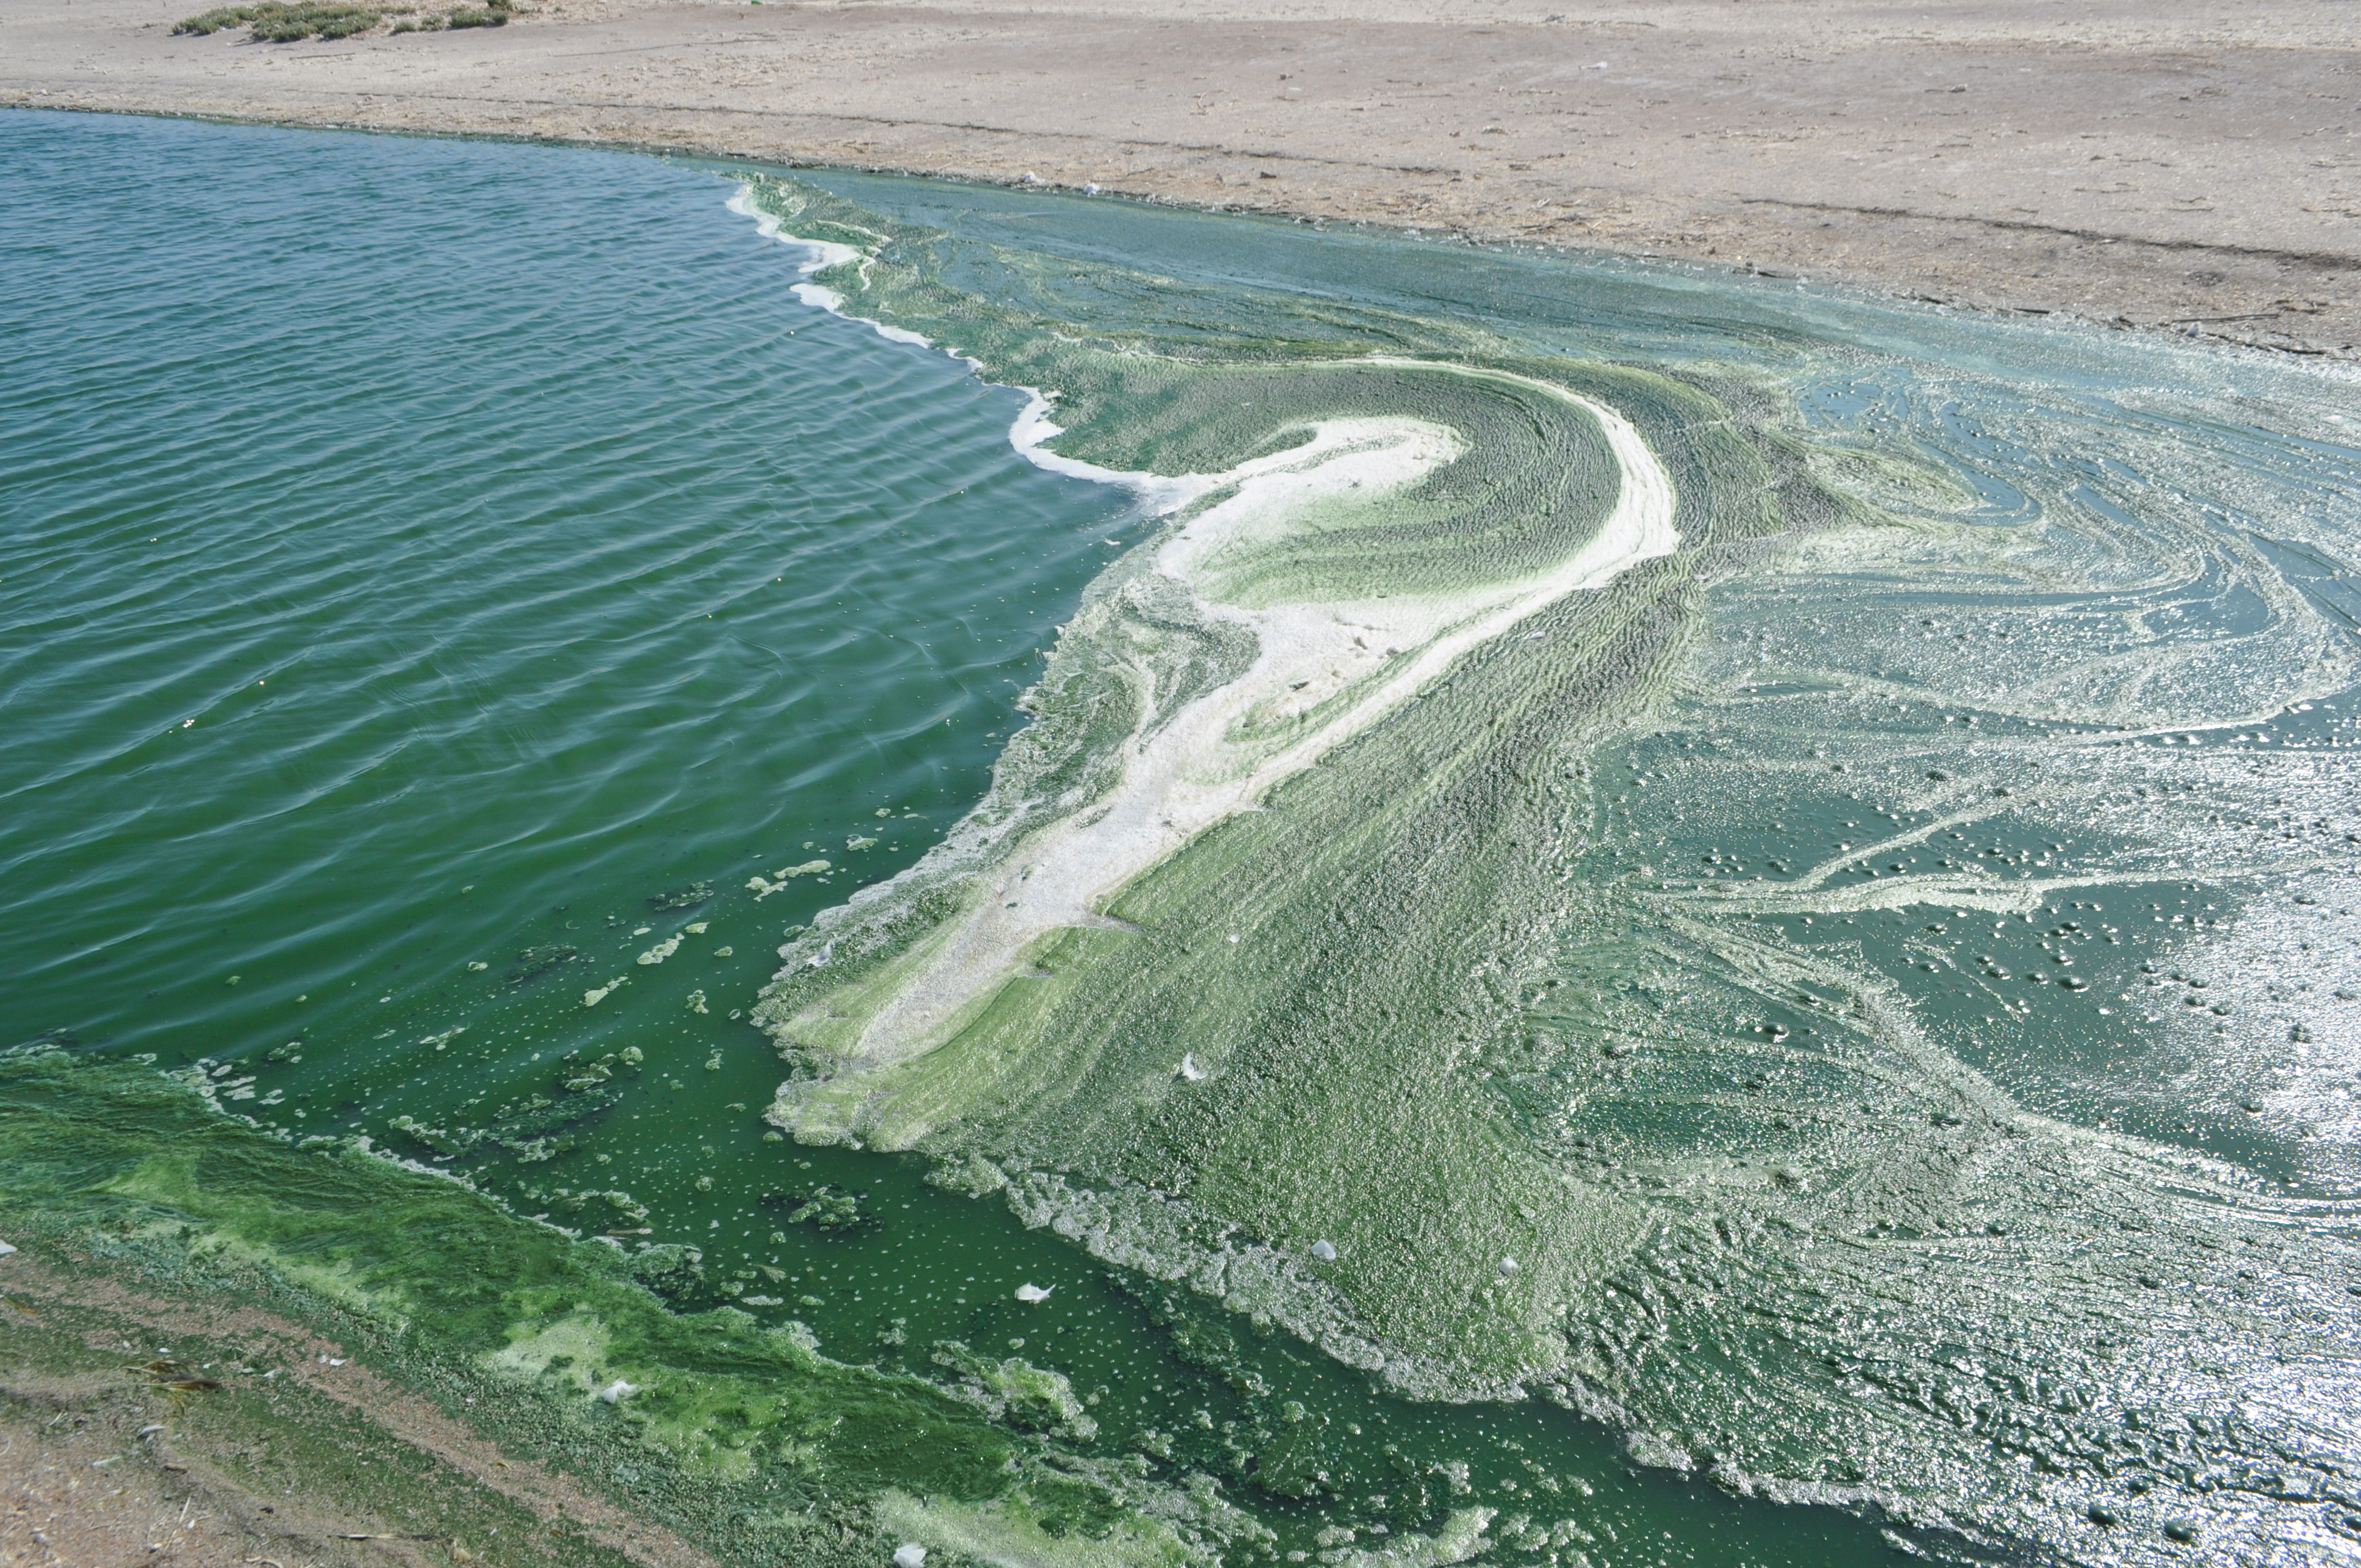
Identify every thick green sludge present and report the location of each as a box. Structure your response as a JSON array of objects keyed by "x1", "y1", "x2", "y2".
[
  {"x1": 742, "y1": 173, "x2": 2361, "y2": 1561},
  {"x1": 0, "y1": 1046, "x2": 1246, "y2": 1568}
]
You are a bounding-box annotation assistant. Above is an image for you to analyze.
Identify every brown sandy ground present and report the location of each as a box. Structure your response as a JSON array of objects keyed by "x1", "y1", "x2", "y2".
[
  {"x1": 0, "y1": 1251, "x2": 712, "y2": 1568},
  {"x1": 2, "y1": 0, "x2": 2357, "y2": 356}
]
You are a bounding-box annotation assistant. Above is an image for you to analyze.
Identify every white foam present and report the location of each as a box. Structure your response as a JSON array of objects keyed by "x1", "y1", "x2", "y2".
[
  {"x1": 1008, "y1": 391, "x2": 1213, "y2": 515},
  {"x1": 730, "y1": 183, "x2": 1199, "y2": 513},
  {"x1": 727, "y1": 186, "x2": 860, "y2": 274},
  {"x1": 731, "y1": 185, "x2": 919, "y2": 343}
]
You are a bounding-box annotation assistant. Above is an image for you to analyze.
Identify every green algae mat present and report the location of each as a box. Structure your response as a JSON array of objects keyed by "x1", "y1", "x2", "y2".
[{"x1": 7, "y1": 108, "x2": 2361, "y2": 1566}]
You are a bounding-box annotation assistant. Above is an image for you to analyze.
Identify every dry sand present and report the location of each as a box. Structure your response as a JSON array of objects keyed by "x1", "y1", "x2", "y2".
[{"x1": 3, "y1": 0, "x2": 2358, "y2": 353}]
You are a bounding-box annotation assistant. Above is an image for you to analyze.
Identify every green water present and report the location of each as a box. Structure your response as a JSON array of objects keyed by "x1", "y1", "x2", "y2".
[{"x1": 7, "y1": 108, "x2": 2361, "y2": 1567}]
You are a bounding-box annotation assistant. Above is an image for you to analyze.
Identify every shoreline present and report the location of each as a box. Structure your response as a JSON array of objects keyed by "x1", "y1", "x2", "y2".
[
  {"x1": 0, "y1": 1248, "x2": 711, "y2": 1568},
  {"x1": 25, "y1": 95, "x2": 2361, "y2": 372},
  {"x1": 4, "y1": 0, "x2": 2356, "y2": 359}
]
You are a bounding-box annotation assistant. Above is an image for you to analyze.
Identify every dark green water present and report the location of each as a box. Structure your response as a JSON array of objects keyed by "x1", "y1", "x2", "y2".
[{"x1": 8, "y1": 108, "x2": 2361, "y2": 1568}]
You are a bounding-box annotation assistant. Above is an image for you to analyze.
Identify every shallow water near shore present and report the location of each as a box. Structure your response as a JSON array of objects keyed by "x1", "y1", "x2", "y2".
[{"x1": 7, "y1": 107, "x2": 2361, "y2": 1567}]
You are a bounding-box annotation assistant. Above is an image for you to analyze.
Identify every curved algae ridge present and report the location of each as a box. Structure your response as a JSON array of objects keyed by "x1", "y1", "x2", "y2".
[
  {"x1": 796, "y1": 362, "x2": 1673, "y2": 1113},
  {"x1": 733, "y1": 172, "x2": 1773, "y2": 1389}
]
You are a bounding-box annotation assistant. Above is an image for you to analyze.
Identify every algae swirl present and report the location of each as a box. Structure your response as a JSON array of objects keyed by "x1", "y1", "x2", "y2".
[{"x1": 737, "y1": 173, "x2": 2361, "y2": 1561}]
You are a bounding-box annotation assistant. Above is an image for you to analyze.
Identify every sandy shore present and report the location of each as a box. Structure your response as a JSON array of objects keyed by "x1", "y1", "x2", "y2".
[
  {"x1": 0, "y1": 1248, "x2": 717, "y2": 1568},
  {"x1": 4, "y1": 0, "x2": 2358, "y2": 355}
]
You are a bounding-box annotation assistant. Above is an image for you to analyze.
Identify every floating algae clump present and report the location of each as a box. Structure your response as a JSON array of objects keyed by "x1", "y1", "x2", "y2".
[
  {"x1": 741, "y1": 173, "x2": 2361, "y2": 1558},
  {"x1": 784, "y1": 1182, "x2": 865, "y2": 1232}
]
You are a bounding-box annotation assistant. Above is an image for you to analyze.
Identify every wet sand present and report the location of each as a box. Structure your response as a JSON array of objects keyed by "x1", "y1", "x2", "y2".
[{"x1": 3, "y1": 0, "x2": 2357, "y2": 351}]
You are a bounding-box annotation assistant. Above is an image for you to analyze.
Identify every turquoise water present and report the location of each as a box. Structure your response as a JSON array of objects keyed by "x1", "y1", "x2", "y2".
[
  {"x1": 1, "y1": 113, "x2": 1136, "y2": 1095},
  {"x1": 2, "y1": 112, "x2": 1901, "y2": 1564},
  {"x1": 8, "y1": 106, "x2": 2361, "y2": 1567}
]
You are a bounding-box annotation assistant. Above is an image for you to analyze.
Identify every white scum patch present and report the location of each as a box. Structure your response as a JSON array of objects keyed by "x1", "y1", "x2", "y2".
[{"x1": 748, "y1": 860, "x2": 830, "y2": 900}]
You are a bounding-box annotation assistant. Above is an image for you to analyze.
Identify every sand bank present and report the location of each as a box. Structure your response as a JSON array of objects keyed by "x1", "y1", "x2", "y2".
[{"x1": 3, "y1": 0, "x2": 2357, "y2": 355}]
